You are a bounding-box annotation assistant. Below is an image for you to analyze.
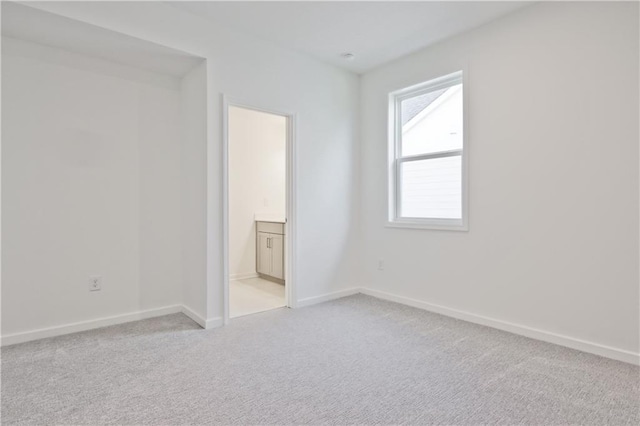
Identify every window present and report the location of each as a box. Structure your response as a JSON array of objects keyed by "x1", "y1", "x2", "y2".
[{"x1": 388, "y1": 70, "x2": 467, "y2": 230}]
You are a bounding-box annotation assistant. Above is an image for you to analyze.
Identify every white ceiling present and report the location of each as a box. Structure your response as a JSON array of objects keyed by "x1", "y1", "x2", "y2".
[
  {"x1": 2, "y1": 2, "x2": 204, "y2": 77},
  {"x1": 169, "y1": 1, "x2": 531, "y2": 74}
]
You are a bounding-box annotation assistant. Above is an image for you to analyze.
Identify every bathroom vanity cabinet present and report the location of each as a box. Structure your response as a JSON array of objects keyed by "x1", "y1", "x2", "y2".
[{"x1": 256, "y1": 221, "x2": 285, "y2": 283}]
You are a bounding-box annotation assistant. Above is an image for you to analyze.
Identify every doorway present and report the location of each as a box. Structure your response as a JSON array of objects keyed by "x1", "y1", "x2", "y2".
[{"x1": 223, "y1": 100, "x2": 295, "y2": 321}]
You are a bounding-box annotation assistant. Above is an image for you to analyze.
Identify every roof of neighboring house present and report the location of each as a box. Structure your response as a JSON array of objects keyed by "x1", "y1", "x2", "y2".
[{"x1": 401, "y1": 88, "x2": 447, "y2": 126}]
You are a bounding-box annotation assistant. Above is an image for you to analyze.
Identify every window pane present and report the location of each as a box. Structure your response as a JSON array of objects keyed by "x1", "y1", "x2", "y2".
[
  {"x1": 400, "y1": 156, "x2": 462, "y2": 219},
  {"x1": 401, "y1": 84, "x2": 463, "y2": 157}
]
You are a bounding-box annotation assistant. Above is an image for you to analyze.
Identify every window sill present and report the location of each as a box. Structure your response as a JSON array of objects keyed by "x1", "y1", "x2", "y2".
[{"x1": 385, "y1": 220, "x2": 468, "y2": 232}]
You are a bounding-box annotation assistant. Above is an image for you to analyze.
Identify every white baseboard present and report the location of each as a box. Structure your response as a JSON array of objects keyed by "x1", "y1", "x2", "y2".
[
  {"x1": 0, "y1": 305, "x2": 182, "y2": 347},
  {"x1": 0, "y1": 304, "x2": 225, "y2": 347},
  {"x1": 4, "y1": 287, "x2": 636, "y2": 366},
  {"x1": 181, "y1": 305, "x2": 223, "y2": 329},
  {"x1": 360, "y1": 288, "x2": 640, "y2": 366},
  {"x1": 229, "y1": 272, "x2": 259, "y2": 281},
  {"x1": 296, "y1": 287, "x2": 361, "y2": 308},
  {"x1": 205, "y1": 317, "x2": 224, "y2": 329},
  {"x1": 181, "y1": 305, "x2": 207, "y2": 328}
]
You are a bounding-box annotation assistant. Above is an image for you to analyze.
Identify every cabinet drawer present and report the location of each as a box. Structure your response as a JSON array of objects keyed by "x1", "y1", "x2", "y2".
[{"x1": 256, "y1": 221, "x2": 284, "y2": 235}]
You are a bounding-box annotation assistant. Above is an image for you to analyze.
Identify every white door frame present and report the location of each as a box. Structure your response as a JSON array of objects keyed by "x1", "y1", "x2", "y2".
[{"x1": 221, "y1": 95, "x2": 297, "y2": 324}]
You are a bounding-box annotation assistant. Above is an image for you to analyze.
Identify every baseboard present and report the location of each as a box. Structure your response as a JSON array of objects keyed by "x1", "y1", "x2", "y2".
[
  {"x1": 360, "y1": 288, "x2": 640, "y2": 366},
  {"x1": 229, "y1": 272, "x2": 259, "y2": 281},
  {"x1": 296, "y1": 287, "x2": 361, "y2": 308},
  {"x1": 0, "y1": 305, "x2": 183, "y2": 347},
  {"x1": 4, "y1": 288, "x2": 636, "y2": 365},
  {"x1": 181, "y1": 305, "x2": 223, "y2": 329},
  {"x1": 0, "y1": 304, "x2": 226, "y2": 346}
]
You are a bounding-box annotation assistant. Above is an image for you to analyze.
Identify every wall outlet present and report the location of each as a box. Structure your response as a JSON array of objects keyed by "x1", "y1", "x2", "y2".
[
  {"x1": 89, "y1": 275, "x2": 102, "y2": 292},
  {"x1": 377, "y1": 260, "x2": 384, "y2": 271}
]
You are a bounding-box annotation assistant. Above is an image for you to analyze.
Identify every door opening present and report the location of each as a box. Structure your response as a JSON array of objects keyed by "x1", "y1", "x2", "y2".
[{"x1": 222, "y1": 99, "x2": 295, "y2": 322}]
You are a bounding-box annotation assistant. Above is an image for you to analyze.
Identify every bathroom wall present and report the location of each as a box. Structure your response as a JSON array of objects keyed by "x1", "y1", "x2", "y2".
[{"x1": 229, "y1": 106, "x2": 286, "y2": 280}]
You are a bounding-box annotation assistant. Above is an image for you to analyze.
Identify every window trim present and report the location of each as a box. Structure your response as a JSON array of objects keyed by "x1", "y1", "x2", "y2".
[{"x1": 387, "y1": 70, "x2": 468, "y2": 231}]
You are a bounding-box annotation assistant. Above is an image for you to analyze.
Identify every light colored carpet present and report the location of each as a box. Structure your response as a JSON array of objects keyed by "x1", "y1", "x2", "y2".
[
  {"x1": 230, "y1": 277, "x2": 285, "y2": 318},
  {"x1": 2, "y1": 294, "x2": 639, "y2": 425}
]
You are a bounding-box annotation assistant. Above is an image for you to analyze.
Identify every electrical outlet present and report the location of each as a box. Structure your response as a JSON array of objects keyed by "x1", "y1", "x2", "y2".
[
  {"x1": 377, "y1": 260, "x2": 384, "y2": 271},
  {"x1": 89, "y1": 275, "x2": 102, "y2": 292}
]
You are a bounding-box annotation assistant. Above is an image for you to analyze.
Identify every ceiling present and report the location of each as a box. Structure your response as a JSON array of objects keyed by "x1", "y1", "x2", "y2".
[
  {"x1": 169, "y1": 1, "x2": 531, "y2": 74},
  {"x1": 2, "y1": 2, "x2": 204, "y2": 77}
]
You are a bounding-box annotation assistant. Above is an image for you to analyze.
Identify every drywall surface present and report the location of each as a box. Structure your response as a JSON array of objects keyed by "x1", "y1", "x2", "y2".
[
  {"x1": 360, "y1": 1, "x2": 639, "y2": 354},
  {"x1": 180, "y1": 61, "x2": 208, "y2": 318},
  {"x1": 1, "y1": 37, "x2": 183, "y2": 335},
  {"x1": 26, "y1": 1, "x2": 361, "y2": 319},
  {"x1": 229, "y1": 106, "x2": 286, "y2": 279}
]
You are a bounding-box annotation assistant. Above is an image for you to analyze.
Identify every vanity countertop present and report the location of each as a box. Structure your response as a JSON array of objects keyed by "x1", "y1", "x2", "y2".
[{"x1": 254, "y1": 214, "x2": 286, "y2": 224}]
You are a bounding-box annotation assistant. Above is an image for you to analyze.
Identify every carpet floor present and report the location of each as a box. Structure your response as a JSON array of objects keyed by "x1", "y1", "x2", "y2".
[{"x1": 2, "y1": 294, "x2": 639, "y2": 425}]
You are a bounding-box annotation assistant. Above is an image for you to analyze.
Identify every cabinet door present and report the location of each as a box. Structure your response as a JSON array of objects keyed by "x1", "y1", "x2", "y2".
[
  {"x1": 257, "y1": 232, "x2": 271, "y2": 275},
  {"x1": 270, "y1": 234, "x2": 284, "y2": 280}
]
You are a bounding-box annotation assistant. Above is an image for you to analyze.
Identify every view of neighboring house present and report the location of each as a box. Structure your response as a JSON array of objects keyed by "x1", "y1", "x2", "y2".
[{"x1": 400, "y1": 85, "x2": 463, "y2": 219}]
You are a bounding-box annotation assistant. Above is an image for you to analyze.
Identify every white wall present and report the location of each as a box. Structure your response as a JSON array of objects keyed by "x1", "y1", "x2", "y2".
[
  {"x1": 360, "y1": 1, "x2": 639, "y2": 355},
  {"x1": 229, "y1": 106, "x2": 286, "y2": 279},
  {"x1": 11, "y1": 2, "x2": 361, "y2": 321},
  {"x1": 1, "y1": 37, "x2": 184, "y2": 335},
  {"x1": 180, "y1": 61, "x2": 208, "y2": 318},
  {"x1": 1, "y1": 1, "x2": 637, "y2": 364}
]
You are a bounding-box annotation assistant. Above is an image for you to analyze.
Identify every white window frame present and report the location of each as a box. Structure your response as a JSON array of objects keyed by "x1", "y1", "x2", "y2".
[{"x1": 387, "y1": 70, "x2": 468, "y2": 231}]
